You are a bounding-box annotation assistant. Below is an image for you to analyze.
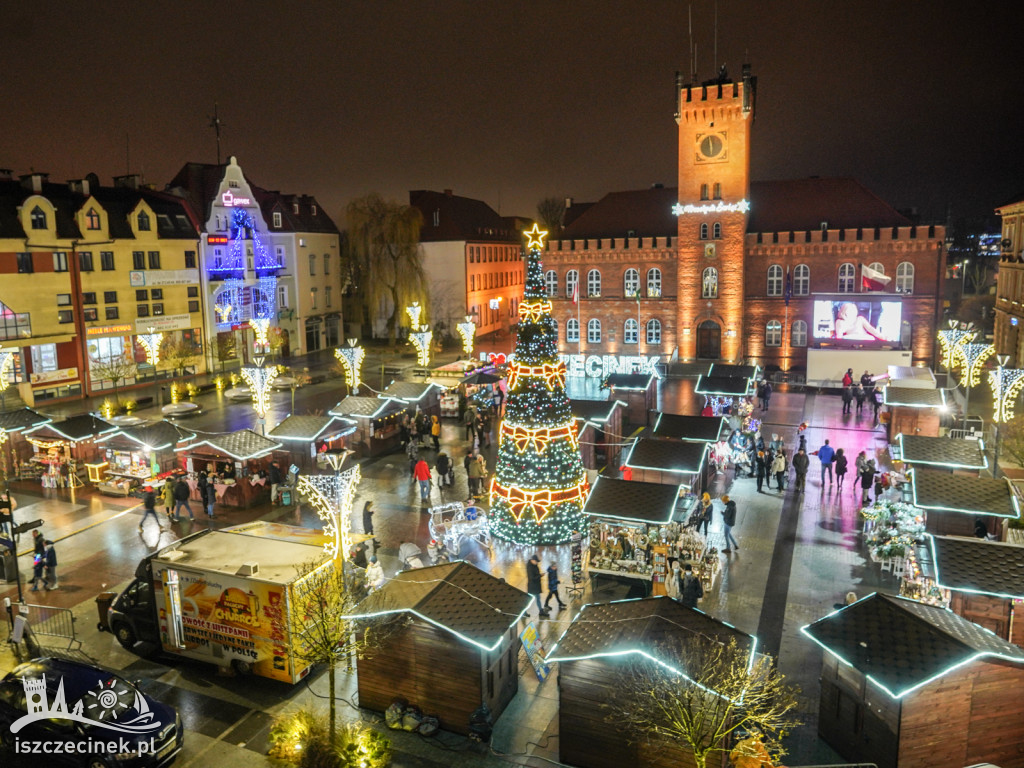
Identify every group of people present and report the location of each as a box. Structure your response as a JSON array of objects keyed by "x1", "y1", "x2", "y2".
[
  {"x1": 462, "y1": 404, "x2": 495, "y2": 449},
  {"x1": 141, "y1": 475, "x2": 216, "y2": 528},
  {"x1": 840, "y1": 369, "x2": 881, "y2": 418},
  {"x1": 753, "y1": 433, "x2": 790, "y2": 493},
  {"x1": 525, "y1": 553, "x2": 567, "y2": 616},
  {"x1": 400, "y1": 409, "x2": 443, "y2": 451}
]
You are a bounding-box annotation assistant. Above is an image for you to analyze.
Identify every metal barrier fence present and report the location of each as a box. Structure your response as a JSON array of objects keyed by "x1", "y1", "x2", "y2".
[{"x1": 23, "y1": 602, "x2": 80, "y2": 651}]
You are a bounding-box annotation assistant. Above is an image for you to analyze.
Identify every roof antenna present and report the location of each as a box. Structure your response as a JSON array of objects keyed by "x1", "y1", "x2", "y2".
[
  {"x1": 688, "y1": 4, "x2": 695, "y2": 83},
  {"x1": 125, "y1": 132, "x2": 131, "y2": 176},
  {"x1": 714, "y1": 0, "x2": 718, "y2": 71},
  {"x1": 209, "y1": 103, "x2": 225, "y2": 165}
]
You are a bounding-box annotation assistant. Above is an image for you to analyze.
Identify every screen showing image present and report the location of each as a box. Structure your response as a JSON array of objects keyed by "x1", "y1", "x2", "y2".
[{"x1": 812, "y1": 299, "x2": 902, "y2": 343}]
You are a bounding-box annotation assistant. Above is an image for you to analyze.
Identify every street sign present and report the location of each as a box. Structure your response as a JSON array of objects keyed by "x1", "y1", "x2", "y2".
[{"x1": 12, "y1": 519, "x2": 43, "y2": 535}]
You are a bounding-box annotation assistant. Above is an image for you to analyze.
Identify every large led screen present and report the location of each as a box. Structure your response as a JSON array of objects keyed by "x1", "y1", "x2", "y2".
[{"x1": 812, "y1": 299, "x2": 903, "y2": 343}]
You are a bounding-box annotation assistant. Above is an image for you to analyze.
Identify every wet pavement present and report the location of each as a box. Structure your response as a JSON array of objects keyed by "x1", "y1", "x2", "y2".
[{"x1": 0, "y1": 358, "x2": 906, "y2": 767}]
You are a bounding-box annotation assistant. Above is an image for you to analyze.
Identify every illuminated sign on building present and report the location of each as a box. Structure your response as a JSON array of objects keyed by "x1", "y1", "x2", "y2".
[
  {"x1": 558, "y1": 354, "x2": 661, "y2": 378},
  {"x1": 221, "y1": 190, "x2": 252, "y2": 207},
  {"x1": 671, "y1": 199, "x2": 751, "y2": 216},
  {"x1": 86, "y1": 324, "x2": 133, "y2": 337},
  {"x1": 208, "y1": 235, "x2": 229, "y2": 245}
]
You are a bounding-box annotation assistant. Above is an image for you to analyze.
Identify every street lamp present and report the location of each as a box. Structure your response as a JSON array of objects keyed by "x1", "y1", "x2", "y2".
[
  {"x1": 240, "y1": 355, "x2": 278, "y2": 434},
  {"x1": 955, "y1": 342, "x2": 994, "y2": 421},
  {"x1": 961, "y1": 259, "x2": 969, "y2": 294},
  {"x1": 334, "y1": 339, "x2": 365, "y2": 394}
]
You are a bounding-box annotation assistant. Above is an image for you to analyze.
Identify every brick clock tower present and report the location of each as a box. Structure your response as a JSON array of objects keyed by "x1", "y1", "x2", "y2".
[{"x1": 675, "y1": 64, "x2": 756, "y2": 362}]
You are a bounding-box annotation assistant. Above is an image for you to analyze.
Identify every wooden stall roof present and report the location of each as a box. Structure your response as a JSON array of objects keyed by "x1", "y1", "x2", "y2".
[
  {"x1": 603, "y1": 372, "x2": 656, "y2": 391},
  {"x1": 25, "y1": 414, "x2": 117, "y2": 442},
  {"x1": 329, "y1": 396, "x2": 406, "y2": 419},
  {"x1": 583, "y1": 476, "x2": 683, "y2": 525},
  {"x1": 353, "y1": 561, "x2": 531, "y2": 651},
  {"x1": 801, "y1": 593, "x2": 1024, "y2": 699},
  {"x1": 548, "y1": 596, "x2": 756, "y2": 669},
  {"x1": 624, "y1": 438, "x2": 708, "y2": 475},
  {"x1": 97, "y1": 420, "x2": 196, "y2": 450},
  {"x1": 652, "y1": 413, "x2": 729, "y2": 443},
  {"x1": 895, "y1": 433, "x2": 987, "y2": 469},
  {"x1": 382, "y1": 380, "x2": 445, "y2": 403},
  {"x1": 928, "y1": 535, "x2": 1024, "y2": 600},
  {"x1": 694, "y1": 374, "x2": 756, "y2": 397},
  {"x1": 0, "y1": 408, "x2": 51, "y2": 433},
  {"x1": 707, "y1": 363, "x2": 761, "y2": 380},
  {"x1": 570, "y1": 398, "x2": 624, "y2": 427},
  {"x1": 910, "y1": 470, "x2": 1021, "y2": 519},
  {"x1": 268, "y1": 414, "x2": 357, "y2": 442},
  {"x1": 178, "y1": 429, "x2": 282, "y2": 461},
  {"x1": 883, "y1": 386, "x2": 947, "y2": 408}
]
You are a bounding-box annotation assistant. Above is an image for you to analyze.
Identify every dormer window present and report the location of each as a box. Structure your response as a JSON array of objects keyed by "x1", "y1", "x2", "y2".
[
  {"x1": 293, "y1": 203, "x2": 299, "y2": 214},
  {"x1": 137, "y1": 211, "x2": 151, "y2": 231},
  {"x1": 273, "y1": 211, "x2": 282, "y2": 228},
  {"x1": 30, "y1": 206, "x2": 47, "y2": 230},
  {"x1": 86, "y1": 209, "x2": 101, "y2": 230},
  {"x1": 311, "y1": 204, "x2": 317, "y2": 216}
]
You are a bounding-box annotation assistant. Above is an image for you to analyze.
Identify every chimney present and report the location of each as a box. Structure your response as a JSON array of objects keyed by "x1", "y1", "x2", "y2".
[
  {"x1": 20, "y1": 172, "x2": 49, "y2": 193},
  {"x1": 0, "y1": 169, "x2": 13, "y2": 181},
  {"x1": 68, "y1": 178, "x2": 91, "y2": 196},
  {"x1": 444, "y1": 189, "x2": 453, "y2": 197},
  {"x1": 113, "y1": 173, "x2": 141, "y2": 189}
]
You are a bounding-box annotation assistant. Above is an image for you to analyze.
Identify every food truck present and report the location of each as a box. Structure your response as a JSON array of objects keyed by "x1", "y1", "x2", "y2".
[{"x1": 104, "y1": 522, "x2": 332, "y2": 683}]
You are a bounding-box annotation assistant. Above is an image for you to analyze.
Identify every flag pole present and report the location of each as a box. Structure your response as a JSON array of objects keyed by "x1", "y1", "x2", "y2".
[{"x1": 576, "y1": 279, "x2": 582, "y2": 354}]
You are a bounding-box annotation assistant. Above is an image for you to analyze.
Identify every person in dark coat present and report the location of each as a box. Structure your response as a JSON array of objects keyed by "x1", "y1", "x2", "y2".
[
  {"x1": 841, "y1": 386, "x2": 853, "y2": 415},
  {"x1": 721, "y1": 495, "x2": 739, "y2": 552},
  {"x1": 755, "y1": 451, "x2": 767, "y2": 492},
  {"x1": 30, "y1": 533, "x2": 46, "y2": 591},
  {"x1": 792, "y1": 449, "x2": 810, "y2": 492},
  {"x1": 679, "y1": 564, "x2": 703, "y2": 608},
  {"x1": 172, "y1": 478, "x2": 194, "y2": 521},
  {"x1": 859, "y1": 459, "x2": 877, "y2": 504},
  {"x1": 269, "y1": 461, "x2": 283, "y2": 504},
  {"x1": 43, "y1": 540, "x2": 58, "y2": 590},
  {"x1": 526, "y1": 554, "x2": 548, "y2": 616},
  {"x1": 762, "y1": 380, "x2": 773, "y2": 411},
  {"x1": 139, "y1": 487, "x2": 163, "y2": 531},
  {"x1": 854, "y1": 384, "x2": 866, "y2": 414},
  {"x1": 543, "y1": 562, "x2": 566, "y2": 610},
  {"x1": 362, "y1": 501, "x2": 375, "y2": 536},
  {"x1": 435, "y1": 452, "x2": 453, "y2": 487},
  {"x1": 834, "y1": 448, "x2": 849, "y2": 490}
]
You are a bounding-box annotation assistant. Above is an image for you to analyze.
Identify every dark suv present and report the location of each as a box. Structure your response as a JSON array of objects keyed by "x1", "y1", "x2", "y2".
[{"x1": 0, "y1": 658, "x2": 182, "y2": 767}]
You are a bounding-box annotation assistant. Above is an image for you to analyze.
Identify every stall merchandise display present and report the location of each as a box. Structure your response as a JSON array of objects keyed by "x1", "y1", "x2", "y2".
[
  {"x1": 898, "y1": 548, "x2": 948, "y2": 607},
  {"x1": 587, "y1": 521, "x2": 720, "y2": 591},
  {"x1": 862, "y1": 500, "x2": 925, "y2": 562}
]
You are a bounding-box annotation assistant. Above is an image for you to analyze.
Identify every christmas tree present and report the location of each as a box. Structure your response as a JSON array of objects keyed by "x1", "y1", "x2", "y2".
[{"x1": 489, "y1": 224, "x2": 589, "y2": 545}]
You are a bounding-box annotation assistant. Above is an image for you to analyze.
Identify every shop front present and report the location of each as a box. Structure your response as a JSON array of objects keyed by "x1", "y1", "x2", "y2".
[
  {"x1": 0, "y1": 408, "x2": 53, "y2": 478},
  {"x1": 176, "y1": 430, "x2": 283, "y2": 508},
  {"x1": 21, "y1": 414, "x2": 117, "y2": 487}
]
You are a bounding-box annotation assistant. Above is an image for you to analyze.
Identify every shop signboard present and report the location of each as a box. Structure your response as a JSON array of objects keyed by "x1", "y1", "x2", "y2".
[
  {"x1": 519, "y1": 622, "x2": 550, "y2": 682},
  {"x1": 559, "y1": 353, "x2": 661, "y2": 378},
  {"x1": 129, "y1": 269, "x2": 201, "y2": 287},
  {"x1": 134, "y1": 314, "x2": 193, "y2": 334},
  {"x1": 29, "y1": 367, "x2": 78, "y2": 385}
]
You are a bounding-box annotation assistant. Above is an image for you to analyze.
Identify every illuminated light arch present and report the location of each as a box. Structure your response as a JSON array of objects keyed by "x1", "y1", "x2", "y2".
[{"x1": 296, "y1": 464, "x2": 361, "y2": 559}]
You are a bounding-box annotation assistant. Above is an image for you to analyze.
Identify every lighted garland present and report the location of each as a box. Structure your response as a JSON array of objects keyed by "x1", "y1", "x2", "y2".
[
  {"x1": 409, "y1": 326, "x2": 433, "y2": 367},
  {"x1": 456, "y1": 318, "x2": 476, "y2": 356},
  {"x1": 500, "y1": 421, "x2": 580, "y2": 454},
  {"x1": 297, "y1": 465, "x2": 361, "y2": 559},
  {"x1": 989, "y1": 366, "x2": 1024, "y2": 423},
  {"x1": 507, "y1": 362, "x2": 566, "y2": 391},
  {"x1": 240, "y1": 359, "x2": 278, "y2": 419},
  {"x1": 249, "y1": 318, "x2": 271, "y2": 352},
  {"x1": 334, "y1": 341, "x2": 365, "y2": 391},
  {"x1": 954, "y1": 343, "x2": 994, "y2": 388},
  {"x1": 0, "y1": 350, "x2": 15, "y2": 394},
  {"x1": 936, "y1": 327, "x2": 975, "y2": 371},
  {"x1": 406, "y1": 302, "x2": 422, "y2": 329},
  {"x1": 489, "y1": 478, "x2": 589, "y2": 526}
]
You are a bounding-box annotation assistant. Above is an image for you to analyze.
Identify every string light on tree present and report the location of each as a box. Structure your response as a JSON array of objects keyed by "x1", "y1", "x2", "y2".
[
  {"x1": 989, "y1": 355, "x2": 1024, "y2": 423},
  {"x1": 936, "y1": 321, "x2": 976, "y2": 371},
  {"x1": 410, "y1": 325, "x2": 433, "y2": 367},
  {"x1": 489, "y1": 222, "x2": 588, "y2": 545},
  {"x1": 334, "y1": 339, "x2": 366, "y2": 393},
  {"x1": 456, "y1": 316, "x2": 477, "y2": 357}
]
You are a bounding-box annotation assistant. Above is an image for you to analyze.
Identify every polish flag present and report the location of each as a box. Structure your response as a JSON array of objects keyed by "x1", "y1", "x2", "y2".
[
  {"x1": 571, "y1": 280, "x2": 579, "y2": 305},
  {"x1": 861, "y1": 264, "x2": 892, "y2": 292}
]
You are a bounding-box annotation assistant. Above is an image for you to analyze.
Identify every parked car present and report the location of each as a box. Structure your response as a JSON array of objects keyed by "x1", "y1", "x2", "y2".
[{"x1": 0, "y1": 657, "x2": 183, "y2": 767}]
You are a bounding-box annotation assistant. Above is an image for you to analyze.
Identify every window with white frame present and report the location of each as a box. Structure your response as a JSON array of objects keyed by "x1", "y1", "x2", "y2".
[
  {"x1": 323, "y1": 254, "x2": 330, "y2": 274},
  {"x1": 767, "y1": 265, "x2": 783, "y2": 296},
  {"x1": 278, "y1": 285, "x2": 289, "y2": 308},
  {"x1": 766, "y1": 320, "x2": 782, "y2": 346},
  {"x1": 896, "y1": 262, "x2": 915, "y2": 294},
  {"x1": 566, "y1": 318, "x2": 579, "y2": 342},
  {"x1": 587, "y1": 269, "x2": 601, "y2": 297},
  {"x1": 792, "y1": 319, "x2": 808, "y2": 347},
  {"x1": 624, "y1": 318, "x2": 639, "y2": 344},
  {"x1": 838, "y1": 262, "x2": 855, "y2": 293},
  {"x1": 868, "y1": 262, "x2": 884, "y2": 275},
  {"x1": 566, "y1": 269, "x2": 579, "y2": 298},
  {"x1": 624, "y1": 268, "x2": 640, "y2": 297},
  {"x1": 545, "y1": 270, "x2": 557, "y2": 297},
  {"x1": 587, "y1": 318, "x2": 601, "y2": 343},
  {"x1": 647, "y1": 268, "x2": 662, "y2": 297},
  {"x1": 325, "y1": 286, "x2": 333, "y2": 307},
  {"x1": 273, "y1": 211, "x2": 282, "y2": 228},
  {"x1": 702, "y1": 267, "x2": 718, "y2": 298},
  {"x1": 646, "y1": 318, "x2": 661, "y2": 344},
  {"x1": 794, "y1": 264, "x2": 810, "y2": 295},
  {"x1": 308, "y1": 254, "x2": 316, "y2": 276}
]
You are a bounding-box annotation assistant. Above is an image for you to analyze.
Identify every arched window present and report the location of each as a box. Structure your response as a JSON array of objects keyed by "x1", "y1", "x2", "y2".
[
  {"x1": 544, "y1": 270, "x2": 558, "y2": 297},
  {"x1": 868, "y1": 262, "x2": 884, "y2": 275},
  {"x1": 587, "y1": 318, "x2": 602, "y2": 343},
  {"x1": 86, "y1": 209, "x2": 101, "y2": 230},
  {"x1": 587, "y1": 269, "x2": 601, "y2": 297},
  {"x1": 896, "y1": 262, "x2": 915, "y2": 294},
  {"x1": 700, "y1": 184, "x2": 709, "y2": 200},
  {"x1": 712, "y1": 222, "x2": 722, "y2": 239},
  {"x1": 766, "y1": 320, "x2": 782, "y2": 347},
  {"x1": 646, "y1": 319, "x2": 662, "y2": 344},
  {"x1": 566, "y1": 269, "x2": 579, "y2": 299},
  {"x1": 624, "y1": 268, "x2": 640, "y2": 297},
  {"x1": 792, "y1": 320, "x2": 808, "y2": 347},
  {"x1": 794, "y1": 264, "x2": 810, "y2": 295},
  {"x1": 137, "y1": 211, "x2": 151, "y2": 231},
  {"x1": 30, "y1": 206, "x2": 47, "y2": 230},
  {"x1": 702, "y1": 267, "x2": 718, "y2": 298},
  {"x1": 838, "y1": 263, "x2": 856, "y2": 293},
  {"x1": 647, "y1": 268, "x2": 662, "y2": 298},
  {"x1": 566, "y1": 318, "x2": 579, "y2": 343},
  {"x1": 767, "y1": 265, "x2": 783, "y2": 296},
  {"x1": 713, "y1": 183, "x2": 721, "y2": 200},
  {"x1": 700, "y1": 223, "x2": 709, "y2": 240},
  {"x1": 624, "y1": 318, "x2": 639, "y2": 344}
]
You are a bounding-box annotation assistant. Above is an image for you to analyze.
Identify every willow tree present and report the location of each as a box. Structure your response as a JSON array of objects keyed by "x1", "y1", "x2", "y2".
[
  {"x1": 536, "y1": 196, "x2": 566, "y2": 239},
  {"x1": 345, "y1": 194, "x2": 426, "y2": 345}
]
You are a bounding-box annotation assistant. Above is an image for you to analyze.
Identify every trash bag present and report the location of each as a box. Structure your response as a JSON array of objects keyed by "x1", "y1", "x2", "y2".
[
  {"x1": 468, "y1": 703, "x2": 493, "y2": 742},
  {"x1": 417, "y1": 715, "x2": 440, "y2": 737},
  {"x1": 401, "y1": 706, "x2": 423, "y2": 732},
  {"x1": 385, "y1": 700, "x2": 406, "y2": 729}
]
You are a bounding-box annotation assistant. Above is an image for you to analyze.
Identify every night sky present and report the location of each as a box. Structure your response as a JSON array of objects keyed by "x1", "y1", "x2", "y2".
[{"x1": 2, "y1": 1, "x2": 1021, "y2": 226}]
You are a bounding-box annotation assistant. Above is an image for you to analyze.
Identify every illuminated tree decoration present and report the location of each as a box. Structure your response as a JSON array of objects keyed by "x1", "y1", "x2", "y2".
[
  {"x1": 0, "y1": 349, "x2": 15, "y2": 393},
  {"x1": 249, "y1": 318, "x2": 271, "y2": 352},
  {"x1": 936, "y1": 325, "x2": 976, "y2": 370},
  {"x1": 456, "y1": 317, "x2": 477, "y2": 357},
  {"x1": 214, "y1": 303, "x2": 234, "y2": 324},
  {"x1": 406, "y1": 301, "x2": 422, "y2": 329},
  {"x1": 240, "y1": 357, "x2": 279, "y2": 420},
  {"x1": 409, "y1": 325, "x2": 433, "y2": 367},
  {"x1": 989, "y1": 364, "x2": 1024, "y2": 423},
  {"x1": 954, "y1": 342, "x2": 995, "y2": 388},
  {"x1": 489, "y1": 225, "x2": 588, "y2": 545},
  {"x1": 297, "y1": 463, "x2": 362, "y2": 559},
  {"x1": 138, "y1": 328, "x2": 164, "y2": 367},
  {"x1": 334, "y1": 340, "x2": 365, "y2": 392}
]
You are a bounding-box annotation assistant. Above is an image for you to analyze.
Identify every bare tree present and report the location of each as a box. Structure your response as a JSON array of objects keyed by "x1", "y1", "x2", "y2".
[
  {"x1": 267, "y1": 326, "x2": 287, "y2": 360},
  {"x1": 90, "y1": 355, "x2": 138, "y2": 404},
  {"x1": 159, "y1": 337, "x2": 199, "y2": 378},
  {"x1": 999, "y1": 417, "x2": 1024, "y2": 469},
  {"x1": 608, "y1": 636, "x2": 800, "y2": 768},
  {"x1": 344, "y1": 193, "x2": 426, "y2": 345},
  {"x1": 536, "y1": 196, "x2": 566, "y2": 238},
  {"x1": 213, "y1": 333, "x2": 236, "y2": 373}
]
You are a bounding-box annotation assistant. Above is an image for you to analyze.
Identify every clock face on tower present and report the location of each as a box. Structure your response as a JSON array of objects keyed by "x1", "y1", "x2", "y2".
[{"x1": 696, "y1": 131, "x2": 727, "y2": 163}]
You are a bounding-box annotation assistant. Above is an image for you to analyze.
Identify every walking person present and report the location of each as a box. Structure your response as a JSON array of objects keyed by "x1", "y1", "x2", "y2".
[
  {"x1": 859, "y1": 459, "x2": 877, "y2": 505},
  {"x1": 43, "y1": 539, "x2": 58, "y2": 590},
  {"x1": 430, "y1": 415, "x2": 441, "y2": 451},
  {"x1": 413, "y1": 458, "x2": 432, "y2": 503},
  {"x1": 406, "y1": 438, "x2": 420, "y2": 478},
  {"x1": 755, "y1": 451, "x2": 767, "y2": 492},
  {"x1": 756, "y1": 380, "x2": 766, "y2": 411},
  {"x1": 834, "y1": 448, "x2": 848, "y2": 490},
  {"x1": 162, "y1": 481, "x2": 175, "y2": 520},
  {"x1": 205, "y1": 472, "x2": 216, "y2": 517},
  {"x1": 362, "y1": 501, "x2": 375, "y2": 537},
  {"x1": 871, "y1": 387, "x2": 881, "y2": 420},
  {"x1": 762, "y1": 380, "x2": 773, "y2": 412},
  {"x1": 854, "y1": 384, "x2": 866, "y2": 415},
  {"x1": 139, "y1": 486, "x2": 163, "y2": 531},
  {"x1": 698, "y1": 493, "x2": 713, "y2": 536},
  {"x1": 526, "y1": 554, "x2": 549, "y2": 616},
  {"x1": 841, "y1": 386, "x2": 853, "y2": 415},
  {"x1": 435, "y1": 452, "x2": 452, "y2": 488},
  {"x1": 666, "y1": 561, "x2": 682, "y2": 600},
  {"x1": 854, "y1": 451, "x2": 869, "y2": 495},
  {"x1": 814, "y1": 439, "x2": 835, "y2": 487},
  {"x1": 463, "y1": 405, "x2": 477, "y2": 442},
  {"x1": 0, "y1": 491, "x2": 14, "y2": 537},
  {"x1": 721, "y1": 495, "x2": 739, "y2": 552},
  {"x1": 30, "y1": 531, "x2": 46, "y2": 591},
  {"x1": 544, "y1": 561, "x2": 567, "y2": 610},
  {"x1": 269, "y1": 460, "x2": 283, "y2": 504},
  {"x1": 792, "y1": 448, "x2": 810, "y2": 492},
  {"x1": 842, "y1": 368, "x2": 854, "y2": 387},
  {"x1": 679, "y1": 564, "x2": 704, "y2": 609},
  {"x1": 172, "y1": 478, "x2": 194, "y2": 521},
  {"x1": 771, "y1": 449, "x2": 788, "y2": 491}
]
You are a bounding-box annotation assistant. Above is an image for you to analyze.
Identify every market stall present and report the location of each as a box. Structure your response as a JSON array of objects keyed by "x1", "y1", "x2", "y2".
[
  {"x1": 707, "y1": 362, "x2": 761, "y2": 380},
  {"x1": 909, "y1": 468, "x2": 1021, "y2": 540},
  {"x1": 328, "y1": 396, "x2": 409, "y2": 457},
  {"x1": 267, "y1": 414, "x2": 357, "y2": 470},
  {"x1": 621, "y1": 437, "x2": 709, "y2": 494},
  {"x1": 175, "y1": 430, "x2": 283, "y2": 509},
  {"x1": 354, "y1": 561, "x2": 530, "y2": 736},
  {"x1": 694, "y1": 374, "x2": 757, "y2": 401},
  {"x1": 92, "y1": 420, "x2": 197, "y2": 496},
  {"x1": 582, "y1": 476, "x2": 711, "y2": 599},
  {"x1": 21, "y1": 414, "x2": 117, "y2": 488},
  {"x1": 0, "y1": 408, "x2": 52, "y2": 479},
  {"x1": 381, "y1": 380, "x2": 446, "y2": 421},
  {"x1": 651, "y1": 413, "x2": 730, "y2": 444},
  {"x1": 803, "y1": 593, "x2": 1024, "y2": 768},
  {"x1": 882, "y1": 386, "x2": 947, "y2": 439},
  {"x1": 892, "y1": 432, "x2": 987, "y2": 475},
  {"x1": 601, "y1": 372, "x2": 656, "y2": 427},
  {"x1": 570, "y1": 399, "x2": 625, "y2": 471},
  {"x1": 548, "y1": 597, "x2": 757, "y2": 768}
]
